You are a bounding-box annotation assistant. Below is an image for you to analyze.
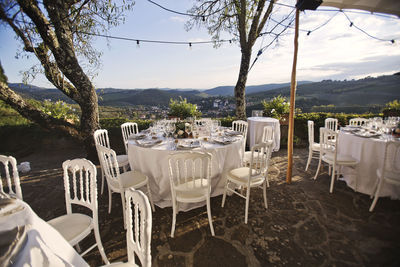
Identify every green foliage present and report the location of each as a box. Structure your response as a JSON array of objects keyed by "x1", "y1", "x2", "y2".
[
  {"x1": 168, "y1": 97, "x2": 201, "y2": 120},
  {"x1": 219, "y1": 116, "x2": 235, "y2": 127},
  {"x1": 38, "y1": 100, "x2": 79, "y2": 123},
  {"x1": 0, "y1": 100, "x2": 31, "y2": 126},
  {"x1": 262, "y1": 95, "x2": 291, "y2": 120},
  {"x1": 384, "y1": 99, "x2": 400, "y2": 109},
  {"x1": 99, "y1": 118, "x2": 152, "y2": 131}
]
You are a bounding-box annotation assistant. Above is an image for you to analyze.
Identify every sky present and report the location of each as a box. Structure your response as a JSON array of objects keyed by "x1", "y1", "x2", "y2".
[{"x1": 0, "y1": 0, "x2": 399, "y2": 90}]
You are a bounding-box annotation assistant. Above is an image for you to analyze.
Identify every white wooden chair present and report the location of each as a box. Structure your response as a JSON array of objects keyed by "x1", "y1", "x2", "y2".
[
  {"x1": 103, "y1": 189, "x2": 152, "y2": 267},
  {"x1": 97, "y1": 145, "x2": 154, "y2": 227},
  {"x1": 369, "y1": 141, "x2": 400, "y2": 212},
  {"x1": 232, "y1": 120, "x2": 248, "y2": 153},
  {"x1": 121, "y1": 122, "x2": 139, "y2": 154},
  {"x1": 0, "y1": 155, "x2": 22, "y2": 200},
  {"x1": 305, "y1": 121, "x2": 321, "y2": 171},
  {"x1": 168, "y1": 151, "x2": 214, "y2": 237},
  {"x1": 349, "y1": 118, "x2": 368, "y2": 126},
  {"x1": 314, "y1": 128, "x2": 358, "y2": 193},
  {"x1": 325, "y1": 118, "x2": 338, "y2": 132},
  {"x1": 94, "y1": 129, "x2": 130, "y2": 194},
  {"x1": 243, "y1": 125, "x2": 274, "y2": 187},
  {"x1": 222, "y1": 142, "x2": 272, "y2": 224},
  {"x1": 47, "y1": 158, "x2": 109, "y2": 264}
]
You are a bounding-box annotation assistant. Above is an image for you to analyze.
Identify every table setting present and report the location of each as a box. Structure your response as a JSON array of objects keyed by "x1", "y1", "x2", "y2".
[{"x1": 127, "y1": 119, "x2": 244, "y2": 211}]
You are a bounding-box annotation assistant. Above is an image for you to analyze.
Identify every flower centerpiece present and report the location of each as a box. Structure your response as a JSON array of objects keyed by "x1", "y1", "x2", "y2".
[{"x1": 174, "y1": 121, "x2": 193, "y2": 138}]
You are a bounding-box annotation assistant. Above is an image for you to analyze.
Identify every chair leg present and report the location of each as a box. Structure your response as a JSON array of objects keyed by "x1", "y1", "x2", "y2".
[
  {"x1": 108, "y1": 188, "x2": 112, "y2": 214},
  {"x1": 369, "y1": 179, "x2": 384, "y2": 212},
  {"x1": 221, "y1": 179, "x2": 228, "y2": 208},
  {"x1": 244, "y1": 187, "x2": 250, "y2": 224},
  {"x1": 120, "y1": 191, "x2": 127, "y2": 229},
  {"x1": 206, "y1": 195, "x2": 215, "y2": 236},
  {"x1": 329, "y1": 165, "x2": 336, "y2": 193},
  {"x1": 263, "y1": 181, "x2": 268, "y2": 209},
  {"x1": 305, "y1": 148, "x2": 312, "y2": 171},
  {"x1": 146, "y1": 182, "x2": 155, "y2": 212},
  {"x1": 93, "y1": 222, "x2": 110, "y2": 264},
  {"x1": 171, "y1": 199, "x2": 177, "y2": 237},
  {"x1": 314, "y1": 156, "x2": 322, "y2": 180},
  {"x1": 101, "y1": 170, "x2": 105, "y2": 195}
]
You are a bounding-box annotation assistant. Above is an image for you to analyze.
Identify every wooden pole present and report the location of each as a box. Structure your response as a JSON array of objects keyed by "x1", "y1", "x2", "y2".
[{"x1": 286, "y1": 8, "x2": 300, "y2": 184}]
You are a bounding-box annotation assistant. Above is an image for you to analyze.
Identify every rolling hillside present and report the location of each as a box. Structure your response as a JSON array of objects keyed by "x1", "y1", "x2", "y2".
[{"x1": 7, "y1": 74, "x2": 400, "y2": 110}]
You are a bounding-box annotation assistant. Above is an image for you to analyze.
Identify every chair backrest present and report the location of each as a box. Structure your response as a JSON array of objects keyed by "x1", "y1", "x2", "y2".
[
  {"x1": 121, "y1": 122, "x2": 139, "y2": 153},
  {"x1": 232, "y1": 119, "x2": 248, "y2": 140},
  {"x1": 62, "y1": 158, "x2": 98, "y2": 215},
  {"x1": 349, "y1": 118, "x2": 368, "y2": 126},
  {"x1": 248, "y1": 142, "x2": 271, "y2": 180},
  {"x1": 261, "y1": 125, "x2": 274, "y2": 143},
  {"x1": 381, "y1": 141, "x2": 400, "y2": 183},
  {"x1": 319, "y1": 128, "x2": 338, "y2": 160},
  {"x1": 325, "y1": 118, "x2": 338, "y2": 132},
  {"x1": 94, "y1": 129, "x2": 111, "y2": 148},
  {"x1": 96, "y1": 145, "x2": 121, "y2": 191},
  {"x1": 125, "y1": 189, "x2": 152, "y2": 267},
  {"x1": 0, "y1": 155, "x2": 22, "y2": 200},
  {"x1": 307, "y1": 120, "x2": 315, "y2": 146},
  {"x1": 168, "y1": 152, "x2": 212, "y2": 192}
]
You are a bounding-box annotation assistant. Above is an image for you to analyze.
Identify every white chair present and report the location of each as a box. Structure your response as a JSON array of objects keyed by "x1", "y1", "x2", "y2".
[
  {"x1": 369, "y1": 141, "x2": 400, "y2": 212},
  {"x1": 232, "y1": 120, "x2": 248, "y2": 152},
  {"x1": 314, "y1": 128, "x2": 358, "y2": 193},
  {"x1": 94, "y1": 129, "x2": 130, "y2": 194},
  {"x1": 103, "y1": 189, "x2": 152, "y2": 267},
  {"x1": 97, "y1": 145, "x2": 154, "y2": 227},
  {"x1": 325, "y1": 118, "x2": 338, "y2": 132},
  {"x1": 349, "y1": 118, "x2": 368, "y2": 126},
  {"x1": 168, "y1": 151, "x2": 214, "y2": 237},
  {"x1": 121, "y1": 122, "x2": 139, "y2": 154},
  {"x1": 0, "y1": 155, "x2": 23, "y2": 200},
  {"x1": 47, "y1": 158, "x2": 109, "y2": 264},
  {"x1": 222, "y1": 142, "x2": 272, "y2": 224},
  {"x1": 243, "y1": 125, "x2": 274, "y2": 187},
  {"x1": 305, "y1": 121, "x2": 321, "y2": 171}
]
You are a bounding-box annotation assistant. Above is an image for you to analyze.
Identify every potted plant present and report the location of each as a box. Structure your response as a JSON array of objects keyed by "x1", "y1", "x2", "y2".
[{"x1": 262, "y1": 95, "x2": 291, "y2": 125}]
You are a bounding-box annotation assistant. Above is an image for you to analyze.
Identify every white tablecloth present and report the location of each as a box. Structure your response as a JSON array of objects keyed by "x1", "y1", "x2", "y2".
[
  {"x1": 0, "y1": 195, "x2": 88, "y2": 267},
  {"x1": 338, "y1": 131, "x2": 400, "y2": 199},
  {"x1": 128, "y1": 138, "x2": 244, "y2": 211},
  {"x1": 247, "y1": 117, "x2": 280, "y2": 151}
]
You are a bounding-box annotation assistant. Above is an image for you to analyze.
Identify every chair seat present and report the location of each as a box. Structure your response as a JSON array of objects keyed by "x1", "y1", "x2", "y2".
[
  {"x1": 175, "y1": 179, "x2": 209, "y2": 202},
  {"x1": 311, "y1": 143, "x2": 320, "y2": 151},
  {"x1": 323, "y1": 153, "x2": 357, "y2": 165},
  {"x1": 119, "y1": 170, "x2": 148, "y2": 190},
  {"x1": 116, "y1": 154, "x2": 129, "y2": 166},
  {"x1": 48, "y1": 213, "x2": 92, "y2": 245},
  {"x1": 228, "y1": 167, "x2": 264, "y2": 186}
]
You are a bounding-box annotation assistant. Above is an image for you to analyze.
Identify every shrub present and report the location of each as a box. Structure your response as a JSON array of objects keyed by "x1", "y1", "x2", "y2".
[
  {"x1": 382, "y1": 100, "x2": 400, "y2": 117},
  {"x1": 168, "y1": 97, "x2": 201, "y2": 119},
  {"x1": 38, "y1": 99, "x2": 79, "y2": 123}
]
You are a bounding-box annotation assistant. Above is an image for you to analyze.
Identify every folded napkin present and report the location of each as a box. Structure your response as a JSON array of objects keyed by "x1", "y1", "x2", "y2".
[
  {"x1": 177, "y1": 140, "x2": 201, "y2": 150},
  {"x1": 135, "y1": 139, "x2": 162, "y2": 147},
  {"x1": 224, "y1": 130, "x2": 242, "y2": 137},
  {"x1": 212, "y1": 136, "x2": 236, "y2": 145},
  {"x1": 128, "y1": 133, "x2": 147, "y2": 140}
]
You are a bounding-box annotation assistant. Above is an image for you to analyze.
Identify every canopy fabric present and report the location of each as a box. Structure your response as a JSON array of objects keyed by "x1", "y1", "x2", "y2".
[{"x1": 320, "y1": 0, "x2": 400, "y2": 16}]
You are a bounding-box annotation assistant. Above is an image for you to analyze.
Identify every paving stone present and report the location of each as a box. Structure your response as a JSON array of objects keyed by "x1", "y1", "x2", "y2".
[
  {"x1": 297, "y1": 217, "x2": 327, "y2": 247},
  {"x1": 156, "y1": 254, "x2": 186, "y2": 267},
  {"x1": 168, "y1": 228, "x2": 202, "y2": 252},
  {"x1": 231, "y1": 225, "x2": 249, "y2": 245},
  {"x1": 193, "y1": 238, "x2": 247, "y2": 267}
]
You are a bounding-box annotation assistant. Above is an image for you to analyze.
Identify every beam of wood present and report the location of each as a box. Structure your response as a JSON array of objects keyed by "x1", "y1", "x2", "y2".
[{"x1": 286, "y1": 8, "x2": 300, "y2": 184}]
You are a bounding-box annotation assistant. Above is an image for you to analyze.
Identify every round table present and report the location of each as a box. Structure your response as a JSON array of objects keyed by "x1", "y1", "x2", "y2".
[
  {"x1": 0, "y1": 194, "x2": 88, "y2": 266},
  {"x1": 247, "y1": 117, "x2": 280, "y2": 151},
  {"x1": 338, "y1": 131, "x2": 400, "y2": 199},
  {"x1": 128, "y1": 137, "x2": 244, "y2": 211}
]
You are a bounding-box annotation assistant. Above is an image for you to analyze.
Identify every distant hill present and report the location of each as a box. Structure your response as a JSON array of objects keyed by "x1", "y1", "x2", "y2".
[
  {"x1": 205, "y1": 81, "x2": 312, "y2": 96},
  {"x1": 7, "y1": 75, "x2": 400, "y2": 109}
]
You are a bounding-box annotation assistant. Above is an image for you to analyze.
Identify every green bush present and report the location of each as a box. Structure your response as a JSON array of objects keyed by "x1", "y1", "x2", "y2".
[
  {"x1": 382, "y1": 100, "x2": 400, "y2": 117},
  {"x1": 262, "y1": 95, "x2": 290, "y2": 120},
  {"x1": 168, "y1": 97, "x2": 201, "y2": 120},
  {"x1": 38, "y1": 99, "x2": 79, "y2": 123},
  {"x1": 99, "y1": 118, "x2": 152, "y2": 131}
]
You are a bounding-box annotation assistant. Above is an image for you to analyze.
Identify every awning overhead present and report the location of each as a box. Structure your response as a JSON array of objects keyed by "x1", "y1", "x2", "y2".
[{"x1": 320, "y1": 0, "x2": 400, "y2": 16}]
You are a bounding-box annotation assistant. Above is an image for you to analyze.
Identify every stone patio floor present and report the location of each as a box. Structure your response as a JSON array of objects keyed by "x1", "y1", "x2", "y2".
[{"x1": 19, "y1": 147, "x2": 400, "y2": 267}]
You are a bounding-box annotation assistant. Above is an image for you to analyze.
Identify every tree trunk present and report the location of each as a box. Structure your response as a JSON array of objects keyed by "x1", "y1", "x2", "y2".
[
  {"x1": 79, "y1": 88, "x2": 100, "y2": 162},
  {"x1": 234, "y1": 46, "x2": 252, "y2": 120}
]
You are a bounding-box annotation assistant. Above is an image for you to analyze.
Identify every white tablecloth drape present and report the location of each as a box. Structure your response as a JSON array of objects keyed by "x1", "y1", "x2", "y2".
[
  {"x1": 338, "y1": 131, "x2": 400, "y2": 199},
  {"x1": 128, "y1": 138, "x2": 244, "y2": 211},
  {"x1": 247, "y1": 117, "x2": 280, "y2": 151},
  {"x1": 0, "y1": 194, "x2": 88, "y2": 267}
]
